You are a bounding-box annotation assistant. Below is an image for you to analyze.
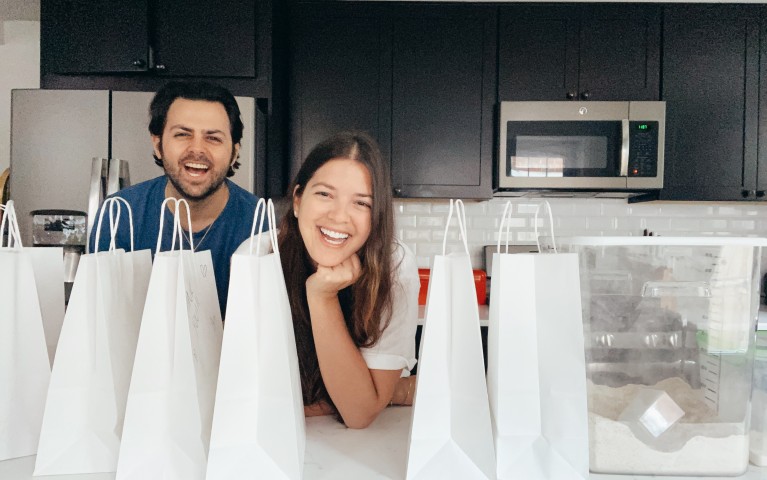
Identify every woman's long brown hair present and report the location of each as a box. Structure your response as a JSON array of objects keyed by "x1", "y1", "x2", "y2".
[{"x1": 278, "y1": 131, "x2": 395, "y2": 414}]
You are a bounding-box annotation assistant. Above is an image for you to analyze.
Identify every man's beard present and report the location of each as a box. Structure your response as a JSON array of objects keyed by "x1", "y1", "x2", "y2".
[{"x1": 162, "y1": 151, "x2": 231, "y2": 202}]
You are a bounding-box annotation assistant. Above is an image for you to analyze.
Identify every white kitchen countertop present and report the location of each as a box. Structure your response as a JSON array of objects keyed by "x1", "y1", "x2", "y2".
[{"x1": 2, "y1": 406, "x2": 766, "y2": 479}]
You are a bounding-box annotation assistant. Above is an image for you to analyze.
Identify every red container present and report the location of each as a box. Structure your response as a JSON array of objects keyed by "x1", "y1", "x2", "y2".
[{"x1": 418, "y1": 268, "x2": 487, "y2": 305}]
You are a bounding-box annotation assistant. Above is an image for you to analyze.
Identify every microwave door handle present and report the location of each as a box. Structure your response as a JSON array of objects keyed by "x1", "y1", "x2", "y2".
[{"x1": 620, "y1": 119, "x2": 630, "y2": 177}]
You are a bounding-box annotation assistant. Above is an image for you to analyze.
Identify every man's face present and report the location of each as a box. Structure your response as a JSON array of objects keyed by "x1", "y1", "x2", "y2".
[{"x1": 153, "y1": 98, "x2": 239, "y2": 201}]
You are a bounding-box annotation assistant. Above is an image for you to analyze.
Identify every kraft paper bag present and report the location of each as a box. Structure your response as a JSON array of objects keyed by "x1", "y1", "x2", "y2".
[
  {"x1": 207, "y1": 199, "x2": 305, "y2": 480},
  {"x1": 34, "y1": 198, "x2": 151, "y2": 475},
  {"x1": 116, "y1": 198, "x2": 223, "y2": 480},
  {"x1": 406, "y1": 199, "x2": 496, "y2": 480},
  {"x1": 486, "y1": 201, "x2": 589, "y2": 479},
  {"x1": 0, "y1": 201, "x2": 53, "y2": 461}
]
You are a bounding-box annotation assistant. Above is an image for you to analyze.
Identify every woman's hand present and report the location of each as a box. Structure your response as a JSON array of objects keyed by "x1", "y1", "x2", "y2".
[{"x1": 306, "y1": 253, "x2": 362, "y2": 300}]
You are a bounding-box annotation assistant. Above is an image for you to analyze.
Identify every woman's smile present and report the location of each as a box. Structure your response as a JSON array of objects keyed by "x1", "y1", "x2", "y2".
[{"x1": 319, "y1": 226, "x2": 351, "y2": 245}]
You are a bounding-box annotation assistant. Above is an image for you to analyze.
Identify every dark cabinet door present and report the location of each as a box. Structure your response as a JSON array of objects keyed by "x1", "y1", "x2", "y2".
[
  {"x1": 41, "y1": 0, "x2": 256, "y2": 77},
  {"x1": 153, "y1": 0, "x2": 256, "y2": 77},
  {"x1": 41, "y1": 0, "x2": 150, "y2": 74},
  {"x1": 578, "y1": 5, "x2": 660, "y2": 101},
  {"x1": 288, "y1": 4, "x2": 391, "y2": 179},
  {"x1": 499, "y1": 4, "x2": 660, "y2": 102},
  {"x1": 661, "y1": 5, "x2": 760, "y2": 201},
  {"x1": 758, "y1": 9, "x2": 767, "y2": 197},
  {"x1": 391, "y1": 6, "x2": 496, "y2": 198},
  {"x1": 499, "y1": 5, "x2": 578, "y2": 101}
]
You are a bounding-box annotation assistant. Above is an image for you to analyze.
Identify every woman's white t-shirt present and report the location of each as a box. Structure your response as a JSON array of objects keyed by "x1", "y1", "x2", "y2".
[
  {"x1": 360, "y1": 241, "x2": 419, "y2": 376},
  {"x1": 235, "y1": 235, "x2": 419, "y2": 376}
]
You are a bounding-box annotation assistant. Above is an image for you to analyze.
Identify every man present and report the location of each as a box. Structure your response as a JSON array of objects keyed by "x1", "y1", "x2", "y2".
[{"x1": 89, "y1": 81, "x2": 261, "y2": 316}]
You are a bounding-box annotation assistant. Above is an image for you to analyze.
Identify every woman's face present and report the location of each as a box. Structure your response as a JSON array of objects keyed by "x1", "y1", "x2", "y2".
[{"x1": 293, "y1": 157, "x2": 373, "y2": 268}]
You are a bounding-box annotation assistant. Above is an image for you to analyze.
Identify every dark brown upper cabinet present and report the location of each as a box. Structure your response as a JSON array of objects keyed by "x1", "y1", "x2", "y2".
[
  {"x1": 41, "y1": 0, "x2": 256, "y2": 78},
  {"x1": 661, "y1": 5, "x2": 766, "y2": 201},
  {"x1": 289, "y1": 3, "x2": 496, "y2": 199},
  {"x1": 499, "y1": 4, "x2": 661, "y2": 102}
]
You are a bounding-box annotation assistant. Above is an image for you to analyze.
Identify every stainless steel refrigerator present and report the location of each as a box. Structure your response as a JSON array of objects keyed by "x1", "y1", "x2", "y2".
[{"x1": 9, "y1": 89, "x2": 256, "y2": 251}]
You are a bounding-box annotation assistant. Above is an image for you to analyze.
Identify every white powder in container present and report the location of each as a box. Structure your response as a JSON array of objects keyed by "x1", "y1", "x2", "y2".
[{"x1": 588, "y1": 377, "x2": 749, "y2": 476}]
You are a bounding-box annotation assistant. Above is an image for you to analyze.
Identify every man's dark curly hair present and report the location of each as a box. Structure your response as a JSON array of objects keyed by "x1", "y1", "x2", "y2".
[{"x1": 148, "y1": 81, "x2": 244, "y2": 177}]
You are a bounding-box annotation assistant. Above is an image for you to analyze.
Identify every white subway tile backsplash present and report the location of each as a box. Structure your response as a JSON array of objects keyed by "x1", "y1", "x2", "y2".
[
  {"x1": 616, "y1": 216, "x2": 646, "y2": 232},
  {"x1": 462, "y1": 201, "x2": 488, "y2": 215},
  {"x1": 417, "y1": 216, "x2": 445, "y2": 228},
  {"x1": 716, "y1": 206, "x2": 746, "y2": 216},
  {"x1": 665, "y1": 218, "x2": 702, "y2": 232},
  {"x1": 404, "y1": 230, "x2": 432, "y2": 242},
  {"x1": 556, "y1": 216, "x2": 587, "y2": 230},
  {"x1": 394, "y1": 197, "x2": 767, "y2": 270},
  {"x1": 470, "y1": 216, "x2": 501, "y2": 229},
  {"x1": 659, "y1": 205, "x2": 715, "y2": 216},
  {"x1": 729, "y1": 219, "x2": 757, "y2": 231},
  {"x1": 395, "y1": 215, "x2": 417, "y2": 228},
  {"x1": 516, "y1": 203, "x2": 541, "y2": 214},
  {"x1": 700, "y1": 219, "x2": 728, "y2": 231},
  {"x1": 488, "y1": 199, "x2": 514, "y2": 215},
  {"x1": 586, "y1": 216, "x2": 617, "y2": 230},
  {"x1": 430, "y1": 202, "x2": 452, "y2": 214},
  {"x1": 516, "y1": 231, "x2": 538, "y2": 242},
  {"x1": 402, "y1": 202, "x2": 431, "y2": 214}
]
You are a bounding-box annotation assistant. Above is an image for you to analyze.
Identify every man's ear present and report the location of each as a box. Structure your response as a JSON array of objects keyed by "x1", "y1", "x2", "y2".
[
  {"x1": 231, "y1": 143, "x2": 241, "y2": 166},
  {"x1": 151, "y1": 135, "x2": 163, "y2": 160}
]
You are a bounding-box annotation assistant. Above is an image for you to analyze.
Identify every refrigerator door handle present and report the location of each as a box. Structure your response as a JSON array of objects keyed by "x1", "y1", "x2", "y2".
[
  {"x1": 107, "y1": 158, "x2": 120, "y2": 195},
  {"x1": 120, "y1": 159, "x2": 131, "y2": 189},
  {"x1": 107, "y1": 158, "x2": 132, "y2": 195},
  {"x1": 87, "y1": 157, "x2": 108, "y2": 253}
]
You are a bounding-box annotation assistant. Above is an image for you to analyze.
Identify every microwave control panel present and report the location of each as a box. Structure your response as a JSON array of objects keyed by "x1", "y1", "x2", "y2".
[{"x1": 628, "y1": 121, "x2": 659, "y2": 177}]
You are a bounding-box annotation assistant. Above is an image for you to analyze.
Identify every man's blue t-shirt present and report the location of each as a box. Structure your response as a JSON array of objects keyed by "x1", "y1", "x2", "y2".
[{"x1": 89, "y1": 175, "x2": 261, "y2": 317}]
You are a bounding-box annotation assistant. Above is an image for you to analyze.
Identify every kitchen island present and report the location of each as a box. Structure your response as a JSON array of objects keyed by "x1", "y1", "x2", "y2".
[{"x1": 1, "y1": 406, "x2": 765, "y2": 479}]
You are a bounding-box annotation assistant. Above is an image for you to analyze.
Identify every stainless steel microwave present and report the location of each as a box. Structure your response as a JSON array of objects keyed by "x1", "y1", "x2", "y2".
[{"x1": 497, "y1": 101, "x2": 665, "y2": 192}]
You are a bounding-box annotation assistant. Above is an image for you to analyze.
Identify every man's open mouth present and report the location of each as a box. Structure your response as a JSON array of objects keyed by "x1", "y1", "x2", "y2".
[{"x1": 184, "y1": 162, "x2": 210, "y2": 177}]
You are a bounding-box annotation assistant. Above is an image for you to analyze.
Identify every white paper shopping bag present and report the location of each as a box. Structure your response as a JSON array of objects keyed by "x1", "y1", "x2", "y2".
[
  {"x1": 34, "y1": 198, "x2": 152, "y2": 475},
  {"x1": 0, "y1": 201, "x2": 52, "y2": 461},
  {"x1": 27, "y1": 247, "x2": 65, "y2": 366},
  {"x1": 486, "y1": 201, "x2": 589, "y2": 479},
  {"x1": 207, "y1": 199, "x2": 305, "y2": 480},
  {"x1": 406, "y1": 199, "x2": 496, "y2": 480},
  {"x1": 116, "y1": 198, "x2": 223, "y2": 480}
]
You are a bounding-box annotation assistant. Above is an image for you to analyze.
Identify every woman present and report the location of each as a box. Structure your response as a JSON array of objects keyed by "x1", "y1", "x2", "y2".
[{"x1": 279, "y1": 131, "x2": 419, "y2": 428}]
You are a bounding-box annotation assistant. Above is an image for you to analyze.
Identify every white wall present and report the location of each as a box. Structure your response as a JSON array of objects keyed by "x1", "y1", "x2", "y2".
[
  {"x1": 0, "y1": 0, "x2": 39, "y2": 21},
  {"x1": 0, "y1": 20, "x2": 39, "y2": 174}
]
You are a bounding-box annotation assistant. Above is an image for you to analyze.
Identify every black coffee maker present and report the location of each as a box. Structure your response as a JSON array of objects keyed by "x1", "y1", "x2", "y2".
[{"x1": 30, "y1": 209, "x2": 87, "y2": 304}]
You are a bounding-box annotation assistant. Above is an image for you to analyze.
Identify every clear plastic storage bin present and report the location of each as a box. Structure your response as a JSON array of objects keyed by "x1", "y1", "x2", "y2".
[
  {"x1": 542, "y1": 236, "x2": 766, "y2": 476},
  {"x1": 749, "y1": 327, "x2": 767, "y2": 465}
]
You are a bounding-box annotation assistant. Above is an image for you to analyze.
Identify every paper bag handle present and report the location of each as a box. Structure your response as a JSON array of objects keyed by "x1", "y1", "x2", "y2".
[
  {"x1": 157, "y1": 197, "x2": 194, "y2": 254},
  {"x1": 0, "y1": 201, "x2": 23, "y2": 249},
  {"x1": 248, "y1": 198, "x2": 278, "y2": 256},
  {"x1": 496, "y1": 200, "x2": 513, "y2": 254},
  {"x1": 442, "y1": 199, "x2": 469, "y2": 255},
  {"x1": 534, "y1": 200, "x2": 558, "y2": 254},
  {"x1": 94, "y1": 197, "x2": 136, "y2": 253}
]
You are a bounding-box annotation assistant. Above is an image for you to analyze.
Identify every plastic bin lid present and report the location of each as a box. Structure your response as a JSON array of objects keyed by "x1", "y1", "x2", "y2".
[{"x1": 544, "y1": 236, "x2": 767, "y2": 247}]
